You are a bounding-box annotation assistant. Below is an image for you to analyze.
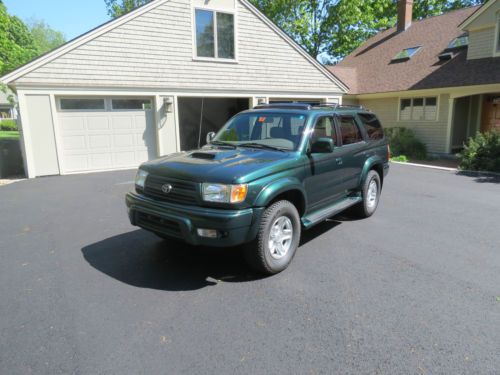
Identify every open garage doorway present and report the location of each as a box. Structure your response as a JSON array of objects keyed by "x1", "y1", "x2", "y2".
[{"x1": 177, "y1": 97, "x2": 250, "y2": 151}]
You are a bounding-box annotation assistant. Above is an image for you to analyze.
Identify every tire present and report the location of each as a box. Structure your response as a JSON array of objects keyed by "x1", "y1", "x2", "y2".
[
  {"x1": 352, "y1": 170, "x2": 381, "y2": 218},
  {"x1": 244, "y1": 200, "x2": 301, "y2": 275}
]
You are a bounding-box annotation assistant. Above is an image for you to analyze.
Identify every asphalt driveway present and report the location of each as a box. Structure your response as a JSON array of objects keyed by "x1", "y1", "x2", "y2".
[{"x1": 1, "y1": 164, "x2": 499, "y2": 374}]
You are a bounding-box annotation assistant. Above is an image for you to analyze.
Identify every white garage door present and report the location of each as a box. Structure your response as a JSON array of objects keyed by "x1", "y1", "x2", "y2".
[{"x1": 57, "y1": 97, "x2": 156, "y2": 173}]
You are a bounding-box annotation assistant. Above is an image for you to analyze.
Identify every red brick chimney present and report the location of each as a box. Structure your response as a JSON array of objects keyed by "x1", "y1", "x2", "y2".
[{"x1": 398, "y1": 0, "x2": 413, "y2": 32}]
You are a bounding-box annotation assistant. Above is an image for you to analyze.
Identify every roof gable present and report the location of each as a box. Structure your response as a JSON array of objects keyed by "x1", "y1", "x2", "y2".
[{"x1": 460, "y1": 0, "x2": 500, "y2": 30}]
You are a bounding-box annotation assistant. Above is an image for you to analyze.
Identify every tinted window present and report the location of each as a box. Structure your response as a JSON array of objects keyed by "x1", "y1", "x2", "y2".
[
  {"x1": 339, "y1": 116, "x2": 363, "y2": 145},
  {"x1": 60, "y1": 99, "x2": 105, "y2": 110},
  {"x1": 311, "y1": 116, "x2": 337, "y2": 146},
  {"x1": 358, "y1": 113, "x2": 384, "y2": 141}
]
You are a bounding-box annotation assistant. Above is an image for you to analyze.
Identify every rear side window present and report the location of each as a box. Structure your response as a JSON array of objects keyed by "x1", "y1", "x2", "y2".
[
  {"x1": 311, "y1": 116, "x2": 337, "y2": 146},
  {"x1": 339, "y1": 116, "x2": 363, "y2": 145},
  {"x1": 358, "y1": 113, "x2": 384, "y2": 140}
]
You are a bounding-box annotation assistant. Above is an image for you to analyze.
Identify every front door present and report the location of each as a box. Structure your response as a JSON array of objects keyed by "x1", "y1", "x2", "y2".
[
  {"x1": 304, "y1": 115, "x2": 346, "y2": 210},
  {"x1": 481, "y1": 95, "x2": 500, "y2": 133}
]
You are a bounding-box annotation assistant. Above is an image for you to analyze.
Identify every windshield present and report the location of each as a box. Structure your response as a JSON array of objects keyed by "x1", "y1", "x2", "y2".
[{"x1": 212, "y1": 112, "x2": 308, "y2": 151}]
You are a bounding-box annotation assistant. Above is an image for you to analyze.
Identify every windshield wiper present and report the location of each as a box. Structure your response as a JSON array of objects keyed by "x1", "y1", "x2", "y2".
[
  {"x1": 210, "y1": 141, "x2": 237, "y2": 149},
  {"x1": 238, "y1": 143, "x2": 287, "y2": 152}
]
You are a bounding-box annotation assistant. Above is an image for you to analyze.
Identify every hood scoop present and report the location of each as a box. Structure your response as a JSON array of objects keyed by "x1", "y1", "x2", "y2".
[{"x1": 190, "y1": 152, "x2": 217, "y2": 160}]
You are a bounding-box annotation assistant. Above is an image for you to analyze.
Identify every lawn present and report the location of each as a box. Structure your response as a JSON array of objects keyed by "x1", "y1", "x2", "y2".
[{"x1": 0, "y1": 131, "x2": 20, "y2": 140}]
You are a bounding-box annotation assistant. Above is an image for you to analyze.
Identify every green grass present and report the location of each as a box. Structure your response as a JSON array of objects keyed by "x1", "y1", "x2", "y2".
[{"x1": 0, "y1": 131, "x2": 20, "y2": 140}]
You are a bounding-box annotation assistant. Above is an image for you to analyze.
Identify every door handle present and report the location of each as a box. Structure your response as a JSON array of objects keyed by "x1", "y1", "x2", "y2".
[{"x1": 336, "y1": 157, "x2": 343, "y2": 165}]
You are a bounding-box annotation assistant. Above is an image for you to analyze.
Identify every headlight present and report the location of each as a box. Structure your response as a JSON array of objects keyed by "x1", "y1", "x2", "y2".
[
  {"x1": 135, "y1": 169, "x2": 149, "y2": 189},
  {"x1": 202, "y1": 183, "x2": 248, "y2": 204}
]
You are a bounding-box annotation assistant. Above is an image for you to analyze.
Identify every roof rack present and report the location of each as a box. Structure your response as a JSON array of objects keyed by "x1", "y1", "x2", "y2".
[{"x1": 253, "y1": 102, "x2": 367, "y2": 111}]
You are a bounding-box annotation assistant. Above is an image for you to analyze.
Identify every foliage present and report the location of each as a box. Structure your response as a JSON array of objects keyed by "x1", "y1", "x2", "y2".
[
  {"x1": 0, "y1": 1, "x2": 38, "y2": 75},
  {"x1": 218, "y1": 128, "x2": 239, "y2": 142},
  {"x1": 104, "y1": 0, "x2": 152, "y2": 18},
  {"x1": 0, "y1": 130, "x2": 19, "y2": 140},
  {"x1": 384, "y1": 127, "x2": 427, "y2": 160},
  {"x1": 0, "y1": 119, "x2": 17, "y2": 131},
  {"x1": 458, "y1": 131, "x2": 500, "y2": 173},
  {"x1": 391, "y1": 155, "x2": 408, "y2": 163},
  {"x1": 27, "y1": 19, "x2": 66, "y2": 55}
]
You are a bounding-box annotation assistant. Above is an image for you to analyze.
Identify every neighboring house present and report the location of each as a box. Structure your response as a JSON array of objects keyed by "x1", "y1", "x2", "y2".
[
  {"x1": 0, "y1": 0, "x2": 347, "y2": 178},
  {"x1": 330, "y1": 0, "x2": 500, "y2": 155},
  {"x1": 0, "y1": 90, "x2": 17, "y2": 120}
]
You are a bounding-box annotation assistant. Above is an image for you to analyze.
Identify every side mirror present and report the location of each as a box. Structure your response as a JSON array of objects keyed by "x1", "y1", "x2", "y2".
[
  {"x1": 311, "y1": 137, "x2": 334, "y2": 153},
  {"x1": 206, "y1": 132, "x2": 216, "y2": 144}
]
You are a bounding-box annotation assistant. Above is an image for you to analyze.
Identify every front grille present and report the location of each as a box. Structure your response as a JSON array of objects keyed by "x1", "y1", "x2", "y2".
[
  {"x1": 136, "y1": 212, "x2": 182, "y2": 237},
  {"x1": 143, "y1": 175, "x2": 198, "y2": 205}
]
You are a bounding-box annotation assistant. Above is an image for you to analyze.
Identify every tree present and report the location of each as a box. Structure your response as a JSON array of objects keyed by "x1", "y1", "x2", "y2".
[
  {"x1": 104, "y1": 0, "x2": 152, "y2": 18},
  {"x1": 0, "y1": 1, "x2": 38, "y2": 75},
  {"x1": 27, "y1": 19, "x2": 66, "y2": 55}
]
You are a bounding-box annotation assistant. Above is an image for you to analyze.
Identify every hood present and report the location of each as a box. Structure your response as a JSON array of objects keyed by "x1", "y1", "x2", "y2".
[{"x1": 142, "y1": 146, "x2": 300, "y2": 184}]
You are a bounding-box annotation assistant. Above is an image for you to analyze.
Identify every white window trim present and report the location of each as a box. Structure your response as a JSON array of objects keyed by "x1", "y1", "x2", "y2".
[
  {"x1": 494, "y1": 12, "x2": 500, "y2": 57},
  {"x1": 397, "y1": 96, "x2": 440, "y2": 122},
  {"x1": 192, "y1": 6, "x2": 238, "y2": 63}
]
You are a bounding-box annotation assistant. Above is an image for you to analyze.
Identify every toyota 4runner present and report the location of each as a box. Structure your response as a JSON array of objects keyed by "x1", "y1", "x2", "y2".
[{"x1": 126, "y1": 103, "x2": 390, "y2": 274}]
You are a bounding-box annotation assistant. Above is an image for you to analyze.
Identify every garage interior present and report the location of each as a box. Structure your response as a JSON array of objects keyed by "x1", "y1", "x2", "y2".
[{"x1": 177, "y1": 97, "x2": 250, "y2": 151}]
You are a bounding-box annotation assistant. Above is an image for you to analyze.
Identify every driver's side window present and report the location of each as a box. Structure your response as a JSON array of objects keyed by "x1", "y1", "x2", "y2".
[{"x1": 310, "y1": 116, "x2": 337, "y2": 146}]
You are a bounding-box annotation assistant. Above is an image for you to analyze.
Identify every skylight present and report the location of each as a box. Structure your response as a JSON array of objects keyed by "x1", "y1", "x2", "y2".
[
  {"x1": 392, "y1": 46, "x2": 421, "y2": 61},
  {"x1": 448, "y1": 35, "x2": 469, "y2": 49}
]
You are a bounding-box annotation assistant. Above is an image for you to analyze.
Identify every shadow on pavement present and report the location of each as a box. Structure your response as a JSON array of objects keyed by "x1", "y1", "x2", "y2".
[
  {"x1": 82, "y1": 219, "x2": 345, "y2": 291},
  {"x1": 456, "y1": 171, "x2": 500, "y2": 184}
]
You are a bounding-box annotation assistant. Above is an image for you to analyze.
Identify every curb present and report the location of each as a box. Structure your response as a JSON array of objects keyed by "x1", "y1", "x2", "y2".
[{"x1": 391, "y1": 161, "x2": 500, "y2": 177}]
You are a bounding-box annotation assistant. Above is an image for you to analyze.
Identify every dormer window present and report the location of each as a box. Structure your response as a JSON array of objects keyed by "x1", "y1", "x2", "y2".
[
  {"x1": 195, "y1": 9, "x2": 235, "y2": 60},
  {"x1": 447, "y1": 34, "x2": 469, "y2": 49},
  {"x1": 392, "y1": 46, "x2": 421, "y2": 62}
]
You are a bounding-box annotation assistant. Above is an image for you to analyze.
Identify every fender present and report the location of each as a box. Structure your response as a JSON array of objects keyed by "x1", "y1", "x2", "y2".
[
  {"x1": 254, "y1": 176, "x2": 307, "y2": 208},
  {"x1": 358, "y1": 155, "x2": 384, "y2": 188}
]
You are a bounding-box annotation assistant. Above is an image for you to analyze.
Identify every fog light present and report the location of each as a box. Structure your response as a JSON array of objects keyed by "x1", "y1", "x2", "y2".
[{"x1": 197, "y1": 229, "x2": 218, "y2": 238}]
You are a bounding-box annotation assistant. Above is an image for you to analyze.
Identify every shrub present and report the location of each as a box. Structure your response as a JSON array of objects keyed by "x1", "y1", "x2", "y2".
[
  {"x1": 384, "y1": 127, "x2": 427, "y2": 160},
  {"x1": 391, "y1": 155, "x2": 408, "y2": 162},
  {"x1": 458, "y1": 131, "x2": 500, "y2": 173},
  {"x1": 0, "y1": 119, "x2": 18, "y2": 131}
]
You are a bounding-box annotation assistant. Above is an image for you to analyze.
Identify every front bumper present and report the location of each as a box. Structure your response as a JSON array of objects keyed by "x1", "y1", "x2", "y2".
[{"x1": 126, "y1": 192, "x2": 264, "y2": 247}]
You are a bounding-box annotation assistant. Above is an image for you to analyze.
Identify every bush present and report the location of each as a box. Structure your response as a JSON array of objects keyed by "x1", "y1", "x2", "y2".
[
  {"x1": 391, "y1": 155, "x2": 408, "y2": 162},
  {"x1": 458, "y1": 131, "x2": 500, "y2": 173},
  {"x1": 384, "y1": 127, "x2": 427, "y2": 160},
  {"x1": 0, "y1": 119, "x2": 18, "y2": 131}
]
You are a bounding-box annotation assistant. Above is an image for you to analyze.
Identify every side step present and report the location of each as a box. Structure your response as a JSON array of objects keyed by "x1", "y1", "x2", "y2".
[{"x1": 302, "y1": 196, "x2": 362, "y2": 229}]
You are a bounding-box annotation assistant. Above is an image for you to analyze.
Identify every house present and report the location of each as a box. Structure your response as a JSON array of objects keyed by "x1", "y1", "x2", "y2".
[
  {"x1": 0, "y1": 90, "x2": 16, "y2": 120},
  {"x1": 329, "y1": 0, "x2": 500, "y2": 155},
  {"x1": 0, "y1": 0, "x2": 347, "y2": 178}
]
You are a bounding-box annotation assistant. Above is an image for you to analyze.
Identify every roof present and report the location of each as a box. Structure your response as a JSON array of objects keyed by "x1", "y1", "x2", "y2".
[
  {"x1": 1, "y1": 0, "x2": 347, "y2": 93},
  {"x1": 328, "y1": 6, "x2": 500, "y2": 95}
]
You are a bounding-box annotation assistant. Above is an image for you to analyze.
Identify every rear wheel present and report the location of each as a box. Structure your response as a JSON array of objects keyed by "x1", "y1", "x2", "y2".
[
  {"x1": 244, "y1": 200, "x2": 301, "y2": 275},
  {"x1": 352, "y1": 170, "x2": 381, "y2": 218}
]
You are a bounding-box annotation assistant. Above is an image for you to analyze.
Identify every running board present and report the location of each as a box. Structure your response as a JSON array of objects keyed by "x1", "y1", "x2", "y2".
[{"x1": 302, "y1": 196, "x2": 362, "y2": 229}]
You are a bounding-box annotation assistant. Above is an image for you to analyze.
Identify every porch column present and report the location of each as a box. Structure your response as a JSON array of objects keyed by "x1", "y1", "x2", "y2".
[{"x1": 445, "y1": 97, "x2": 455, "y2": 154}]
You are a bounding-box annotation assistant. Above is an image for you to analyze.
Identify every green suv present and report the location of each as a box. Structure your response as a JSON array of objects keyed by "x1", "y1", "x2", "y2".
[{"x1": 126, "y1": 103, "x2": 390, "y2": 274}]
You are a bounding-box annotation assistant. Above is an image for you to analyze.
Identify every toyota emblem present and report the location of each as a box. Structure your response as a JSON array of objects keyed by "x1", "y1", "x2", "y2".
[{"x1": 161, "y1": 184, "x2": 173, "y2": 194}]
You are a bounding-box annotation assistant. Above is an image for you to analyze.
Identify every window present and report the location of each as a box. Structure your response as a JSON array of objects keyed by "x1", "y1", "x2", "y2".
[
  {"x1": 392, "y1": 46, "x2": 421, "y2": 61},
  {"x1": 496, "y1": 14, "x2": 500, "y2": 54},
  {"x1": 311, "y1": 116, "x2": 337, "y2": 146},
  {"x1": 358, "y1": 113, "x2": 384, "y2": 140},
  {"x1": 195, "y1": 9, "x2": 235, "y2": 59},
  {"x1": 112, "y1": 99, "x2": 152, "y2": 110},
  {"x1": 399, "y1": 97, "x2": 437, "y2": 121},
  {"x1": 448, "y1": 34, "x2": 469, "y2": 49},
  {"x1": 60, "y1": 98, "x2": 105, "y2": 110},
  {"x1": 339, "y1": 116, "x2": 363, "y2": 145}
]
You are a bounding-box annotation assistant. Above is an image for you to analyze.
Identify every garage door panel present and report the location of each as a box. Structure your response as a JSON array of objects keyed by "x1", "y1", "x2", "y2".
[{"x1": 57, "y1": 98, "x2": 155, "y2": 173}]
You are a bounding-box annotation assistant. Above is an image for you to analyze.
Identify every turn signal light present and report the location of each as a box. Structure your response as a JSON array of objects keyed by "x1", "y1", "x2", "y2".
[{"x1": 231, "y1": 184, "x2": 248, "y2": 204}]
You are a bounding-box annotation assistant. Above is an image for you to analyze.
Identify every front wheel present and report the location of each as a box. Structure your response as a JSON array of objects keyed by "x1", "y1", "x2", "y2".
[
  {"x1": 244, "y1": 200, "x2": 301, "y2": 275},
  {"x1": 352, "y1": 170, "x2": 381, "y2": 218}
]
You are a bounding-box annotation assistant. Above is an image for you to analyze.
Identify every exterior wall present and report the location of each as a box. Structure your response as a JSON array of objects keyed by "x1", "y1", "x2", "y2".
[
  {"x1": 467, "y1": 0, "x2": 500, "y2": 29},
  {"x1": 359, "y1": 94, "x2": 450, "y2": 154},
  {"x1": 468, "y1": 27, "x2": 497, "y2": 59},
  {"x1": 23, "y1": 95, "x2": 59, "y2": 176},
  {"x1": 14, "y1": 0, "x2": 342, "y2": 95}
]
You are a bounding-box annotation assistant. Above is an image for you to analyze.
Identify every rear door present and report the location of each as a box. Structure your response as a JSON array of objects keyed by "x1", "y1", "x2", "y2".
[{"x1": 336, "y1": 115, "x2": 367, "y2": 191}]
